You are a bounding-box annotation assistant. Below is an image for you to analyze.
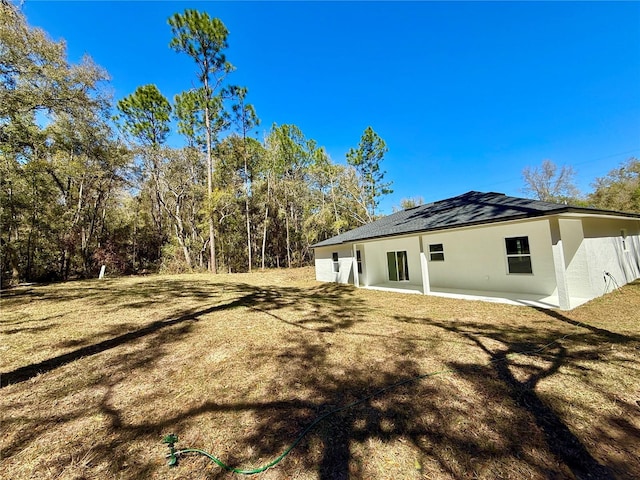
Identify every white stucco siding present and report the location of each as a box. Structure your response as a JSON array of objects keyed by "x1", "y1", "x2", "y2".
[
  {"x1": 361, "y1": 236, "x2": 422, "y2": 287},
  {"x1": 581, "y1": 217, "x2": 640, "y2": 294},
  {"x1": 558, "y1": 218, "x2": 593, "y2": 300},
  {"x1": 421, "y1": 219, "x2": 557, "y2": 295},
  {"x1": 314, "y1": 245, "x2": 355, "y2": 284}
]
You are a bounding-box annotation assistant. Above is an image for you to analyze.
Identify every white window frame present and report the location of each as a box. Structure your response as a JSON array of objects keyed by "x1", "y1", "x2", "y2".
[
  {"x1": 332, "y1": 252, "x2": 339, "y2": 273},
  {"x1": 429, "y1": 243, "x2": 445, "y2": 261},
  {"x1": 505, "y1": 236, "x2": 533, "y2": 274}
]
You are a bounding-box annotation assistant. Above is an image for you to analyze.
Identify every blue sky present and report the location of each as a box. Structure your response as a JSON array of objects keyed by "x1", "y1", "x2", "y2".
[{"x1": 22, "y1": 1, "x2": 640, "y2": 214}]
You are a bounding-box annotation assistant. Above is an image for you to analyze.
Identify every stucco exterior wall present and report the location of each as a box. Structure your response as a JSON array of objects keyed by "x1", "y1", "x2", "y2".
[
  {"x1": 361, "y1": 236, "x2": 422, "y2": 287},
  {"x1": 558, "y1": 218, "x2": 593, "y2": 300},
  {"x1": 314, "y1": 245, "x2": 355, "y2": 284},
  {"x1": 421, "y1": 219, "x2": 557, "y2": 295},
  {"x1": 581, "y1": 217, "x2": 640, "y2": 295}
]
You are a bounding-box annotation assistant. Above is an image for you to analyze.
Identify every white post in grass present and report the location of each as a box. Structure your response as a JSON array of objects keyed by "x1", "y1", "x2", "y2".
[{"x1": 99, "y1": 265, "x2": 106, "y2": 279}]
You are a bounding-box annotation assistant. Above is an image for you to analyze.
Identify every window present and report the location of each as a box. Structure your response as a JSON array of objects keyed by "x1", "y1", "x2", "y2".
[
  {"x1": 387, "y1": 251, "x2": 409, "y2": 281},
  {"x1": 332, "y1": 252, "x2": 339, "y2": 273},
  {"x1": 505, "y1": 236, "x2": 532, "y2": 274},
  {"x1": 429, "y1": 243, "x2": 444, "y2": 261},
  {"x1": 356, "y1": 249, "x2": 363, "y2": 274},
  {"x1": 621, "y1": 229, "x2": 628, "y2": 251}
]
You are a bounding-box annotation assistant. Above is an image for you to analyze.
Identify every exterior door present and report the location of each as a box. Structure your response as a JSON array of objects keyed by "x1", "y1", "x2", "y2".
[{"x1": 387, "y1": 251, "x2": 409, "y2": 281}]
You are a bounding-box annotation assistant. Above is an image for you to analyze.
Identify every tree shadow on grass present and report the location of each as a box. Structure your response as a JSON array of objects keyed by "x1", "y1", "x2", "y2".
[
  {"x1": 169, "y1": 321, "x2": 575, "y2": 479},
  {"x1": 222, "y1": 306, "x2": 578, "y2": 479},
  {"x1": 3, "y1": 278, "x2": 638, "y2": 479},
  {"x1": 3, "y1": 323, "x2": 61, "y2": 335},
  {"x1": 0, "y1": 279, "x2": 362, "y2": 388},
  {"x1": 84, "y1": 336, "x2": 448, "y2": 479},
  {"x1": 533, "y1": 306, "x2": 638, "y2": 343},
  {"x1": 1, "y1": 277, "x2": 371, "y2": 479},
  {"x1": 0, "y1": 277, "x2": 210, "y2": 298},
  {"x1": 0, "y1": 315, "x2": 198, "y2": 468},
  {"x1": 1, "y1": 278, "x2": 435, "y2": 478},
  {"x1": 394, "y1": 310, "x2": 639, "y2": 480},
  {"x1": 0, "y1": 298, "x2": 243, "y2": 387},
  {"x1": 465, "y1": 333, "x2": 612, "y2": 479}
]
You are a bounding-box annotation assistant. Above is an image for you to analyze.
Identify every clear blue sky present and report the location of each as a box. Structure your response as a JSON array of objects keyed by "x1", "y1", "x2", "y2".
[{"x1": 21, "y1": 1, "x2": 640, "y2": 214}]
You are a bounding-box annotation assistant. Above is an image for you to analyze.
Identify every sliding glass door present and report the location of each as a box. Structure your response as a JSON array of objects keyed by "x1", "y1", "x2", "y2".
[{"x1": 387, "y1": 251, "x2": 409, "y2": 281}]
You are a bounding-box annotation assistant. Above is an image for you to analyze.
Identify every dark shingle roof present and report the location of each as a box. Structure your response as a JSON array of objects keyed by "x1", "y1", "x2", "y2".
[{"x1": 312, "y1": 191, "x2": 639, "y2": 248}]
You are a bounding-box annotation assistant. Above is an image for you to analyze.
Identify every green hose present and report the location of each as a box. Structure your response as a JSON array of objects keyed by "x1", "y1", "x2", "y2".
[{"x1": 163, "y1": 368, "x2": 453, "y2": 474}]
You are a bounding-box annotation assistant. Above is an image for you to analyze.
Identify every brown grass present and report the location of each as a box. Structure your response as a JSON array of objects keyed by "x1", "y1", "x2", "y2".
[{"x1": 1, "y1": 267, "x2": 639, "y2": 479}]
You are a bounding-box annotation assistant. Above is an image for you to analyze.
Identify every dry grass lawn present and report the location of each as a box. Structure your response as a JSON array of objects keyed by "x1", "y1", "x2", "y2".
[{"x1": 1, "y1": 267, "x2": 639, "y2": 479}]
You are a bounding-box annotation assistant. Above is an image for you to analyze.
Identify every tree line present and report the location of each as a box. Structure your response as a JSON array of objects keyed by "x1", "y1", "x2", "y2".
[{"x1": 0, "y1": 4, "x2": 393, "y2": 284}]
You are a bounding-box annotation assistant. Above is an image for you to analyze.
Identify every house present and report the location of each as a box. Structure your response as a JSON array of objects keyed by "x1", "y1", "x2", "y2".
[{"x1": 312, "y1": 191, "x2": 640, "y2": 310}]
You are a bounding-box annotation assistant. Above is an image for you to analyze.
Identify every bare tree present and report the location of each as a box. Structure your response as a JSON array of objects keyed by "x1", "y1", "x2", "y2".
[{"x1": 522, "y1": 160, "x2": 580, "y2": 204}]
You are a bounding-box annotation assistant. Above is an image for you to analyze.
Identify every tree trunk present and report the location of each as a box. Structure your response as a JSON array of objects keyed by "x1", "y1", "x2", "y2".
[
  {"x1": 285, "y1": 210, "x2": 291, "y2": 268},
  {"x1": 132, "y1": 206, "x2": 138, "y2": 270},
  {"x1": 11, "y1": 260, "x2": 20, "y2": 285},
  {"x1": 261, "y1": 204, "x2": 269, "y2": 270},
  {"x1": 6, "y1": 185, "x2": 20, "y2": 285},
  {"x1": 208, "y1": 219, "x2": 216, "y2": 273},
  {"x1": 59, "y1": 249, "x2": 67, "y2": 280},
  {"x1": 175, "y1": 228, "x2": 192, "y2": 269},
  {"x1": 203, "y1": 78, "x2": 217, "y2": 274},
  {"x1": 173, "y1": 201, "x2": 192, "y2": 270},
  {"x1": 330, "y1": 179, "x2": 340, "y2": 233},
  {"x1": 244, "y1": 164, "x2": 252, "y2": 272},
  {"x1": 150, "y1": 151, "x2": 165, "y2": 263},
  {"x1": 7, "y1": 240, "x2": 20, "y2": 285},
  {"x1": 26, "y1": 174, "x2": 37, "y2": 281}
]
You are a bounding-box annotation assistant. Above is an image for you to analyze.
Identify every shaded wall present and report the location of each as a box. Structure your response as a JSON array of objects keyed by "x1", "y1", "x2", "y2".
[{"x1": 581, "y1": 217, "x2": 640, "y2": 296}]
